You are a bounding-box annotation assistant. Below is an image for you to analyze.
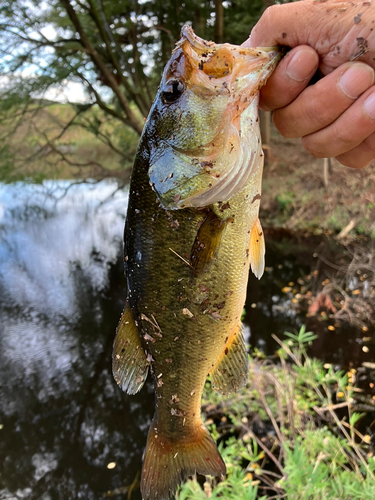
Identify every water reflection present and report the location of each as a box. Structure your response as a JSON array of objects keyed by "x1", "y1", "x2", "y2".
[
  {"x1": 0, "y1": 181, "x2": 152, "y2": 499},
  {"x1": 0, "y1": 181, "x2": 124, "y2": 319},
  {"x1": 0, "y1": 181, "x2": 373, "y2": 499}
]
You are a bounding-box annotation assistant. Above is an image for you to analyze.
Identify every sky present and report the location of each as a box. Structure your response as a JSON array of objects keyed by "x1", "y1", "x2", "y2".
[
  {"x1": 39, "y1": 80, "x2": 90, "y2": 103},
  {"x1": 0, "y1": 11, "x2": 91, "y2": 104},
  {"x1": 0, "y1": 73, "x2": 90, "y2": 103}
]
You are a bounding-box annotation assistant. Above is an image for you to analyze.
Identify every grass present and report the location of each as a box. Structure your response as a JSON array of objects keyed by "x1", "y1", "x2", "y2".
[{"x1": 177, "y1": 326, "x2": 375, "y2": 499}]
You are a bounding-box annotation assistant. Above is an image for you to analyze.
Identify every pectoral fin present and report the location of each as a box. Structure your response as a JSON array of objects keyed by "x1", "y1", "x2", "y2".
[
  {"x1": 249, "y1": 218, "x2": 265, "y2": 279},
  {"x1": 190, "y1": 210, "x2": 228, "y2": 275},
  {"x1": 112, "y1": 302, "x2": 149, "y2": 395},
  {"x1": 210, "y1": 324, "x2": 249, "y2": 395}
]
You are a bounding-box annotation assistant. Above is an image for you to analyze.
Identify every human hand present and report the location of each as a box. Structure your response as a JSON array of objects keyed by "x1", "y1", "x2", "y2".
[{"x1": 243, "y1": 0, "x2": 375, "y2": 168}]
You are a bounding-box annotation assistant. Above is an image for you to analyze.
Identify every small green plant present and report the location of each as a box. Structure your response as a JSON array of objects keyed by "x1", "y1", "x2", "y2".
[
  {"x1": 283, "y1": 324, "x2": 318, "y2": 348},
  {"x1": 281, "y1": 432, "x2": 375, "y2": 500},
  {"x1": 276, "y1": 191, "x2": 295, "y2": 212}
]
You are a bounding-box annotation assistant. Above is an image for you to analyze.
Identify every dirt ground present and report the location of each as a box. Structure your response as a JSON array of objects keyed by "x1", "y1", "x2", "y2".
[{"x1": 261, "y1": 128, "x2": 375, "y2": 238}]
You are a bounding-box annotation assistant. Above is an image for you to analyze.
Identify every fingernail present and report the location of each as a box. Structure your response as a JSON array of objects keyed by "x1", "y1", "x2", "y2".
[
  {"x1": 338, "y1": 63, "x2": 374, "y2": 99},
  {"x1": 363, "y1": 93, "x2": 375, "y2": 119},
  {"x1": 285, "y1": 49, "x2": 319, "y2": 82}
]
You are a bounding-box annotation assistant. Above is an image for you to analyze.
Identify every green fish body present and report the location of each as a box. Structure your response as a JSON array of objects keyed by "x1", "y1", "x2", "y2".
[{"x1": 113, "y1": 26, "x2": 279, "y2": 500}]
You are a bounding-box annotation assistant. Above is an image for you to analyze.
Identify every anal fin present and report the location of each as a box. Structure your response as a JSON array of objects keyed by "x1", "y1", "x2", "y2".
[
  {"x1": 250, "y1": 217, "x2": 265, "y2": 279},
  {"x1": 112, "y1": 302, "x2": 149, "y2": 395},
  {"x1": 210, "y1": 324, "x2": 249, "y2": 395}
]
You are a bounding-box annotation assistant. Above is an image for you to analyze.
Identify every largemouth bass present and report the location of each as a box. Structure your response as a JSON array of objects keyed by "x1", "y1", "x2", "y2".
[{"x1": 113, "y1": 25, "x2": 280, "y2": 500}]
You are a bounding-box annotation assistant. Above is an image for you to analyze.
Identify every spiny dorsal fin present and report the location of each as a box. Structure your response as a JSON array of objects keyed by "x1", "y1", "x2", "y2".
[
  {"x1": 190, "y1": 210, "x2": 228, "y2": 275},
  {"x1": 141, "y1": 418, "x2": 226, "y2": 500},
  {"x1": 249, "y1": 217, "x2": 265, "y2": 279},
  {"x1": 210, "y1": 324, "x2": 249, "y2": 395},
  {"x1": 112, "y1": 302, "x2": 149, "y2": 395}
]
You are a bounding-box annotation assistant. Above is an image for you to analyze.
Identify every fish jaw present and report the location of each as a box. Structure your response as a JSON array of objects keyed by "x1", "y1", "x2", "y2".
[{"x1": 146, "y1": 25, "x2": 280, "y2": 210}]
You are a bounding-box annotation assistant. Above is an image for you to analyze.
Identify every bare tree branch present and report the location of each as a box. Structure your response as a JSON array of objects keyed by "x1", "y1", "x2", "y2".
[{"x1": 60, "y1": 0, "x2": 144, "y2": 135}]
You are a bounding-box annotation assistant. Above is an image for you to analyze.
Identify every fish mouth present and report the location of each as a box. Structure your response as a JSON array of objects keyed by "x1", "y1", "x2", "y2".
[
  {"x1": 181, "y1": 23, "x2": 279, "y2": 57},
  {"x1": 149, "y1": 26, "x2": 281, "y2": 210},
  {"x1": 178, "y1": 24, "x2": 280, "y2": 101}
]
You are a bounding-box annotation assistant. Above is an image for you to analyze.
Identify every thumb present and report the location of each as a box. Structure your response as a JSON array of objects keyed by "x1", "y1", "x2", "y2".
[
  {"x1": 242, "y1": 2, "x2": 313, "y2": 49},
  {"x1": 258, "y1": 45, "x2": 319, "y2": 111}
]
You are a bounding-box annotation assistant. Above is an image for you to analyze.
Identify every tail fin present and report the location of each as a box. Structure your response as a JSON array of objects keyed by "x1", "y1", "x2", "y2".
[{"x1": 141, "y1": 419, "x2": 226, "y2": 500}]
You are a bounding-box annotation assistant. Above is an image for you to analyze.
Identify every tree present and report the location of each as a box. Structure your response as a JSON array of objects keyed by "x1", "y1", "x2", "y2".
[{"x1": 0, "y1": 0, "x2": 268, "y2": 182}]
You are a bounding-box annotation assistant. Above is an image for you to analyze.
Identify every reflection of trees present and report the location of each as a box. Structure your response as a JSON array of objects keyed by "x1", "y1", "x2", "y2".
[{"x1": 0, "y1": 252, "x2": 154, "y2": 500}]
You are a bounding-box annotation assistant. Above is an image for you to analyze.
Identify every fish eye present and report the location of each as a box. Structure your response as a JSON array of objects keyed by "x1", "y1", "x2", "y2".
[{"x1": 161, "y1": 79, "x2": 184, "y2": 104}]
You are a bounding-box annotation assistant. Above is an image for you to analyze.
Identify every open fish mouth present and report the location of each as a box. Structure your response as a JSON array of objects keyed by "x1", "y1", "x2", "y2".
[
  {"x1": 147, "y1": 25, "x2": 281, "y2": 210},
  {"x1": 179, "y1": 23, "x2": 279, "y2": 94}
]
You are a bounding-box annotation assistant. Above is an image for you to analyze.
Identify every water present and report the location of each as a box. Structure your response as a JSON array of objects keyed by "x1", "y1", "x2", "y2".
[{"x1": 0, "y1": 181, "x2": 373, "y2": 499}]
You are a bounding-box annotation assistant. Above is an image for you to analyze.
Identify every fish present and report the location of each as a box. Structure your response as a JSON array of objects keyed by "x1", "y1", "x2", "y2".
[{"x1": 112, "y1": 25, "x2": 280, "y2": 500}]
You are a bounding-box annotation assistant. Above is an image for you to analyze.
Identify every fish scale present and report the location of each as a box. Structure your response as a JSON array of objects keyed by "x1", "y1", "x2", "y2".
[{"x1": 112, "y1": 24, "x2": 280, "y2": 500}]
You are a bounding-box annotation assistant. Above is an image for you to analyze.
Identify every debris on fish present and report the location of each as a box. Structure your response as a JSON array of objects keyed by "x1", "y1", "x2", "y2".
[{"x1": 113, "y1": 24, "x2": 280, "y2": 500}]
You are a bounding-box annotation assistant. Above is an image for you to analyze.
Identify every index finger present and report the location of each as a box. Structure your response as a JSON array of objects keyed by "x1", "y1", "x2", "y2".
[
  {"x1": 244, "y1": 0, "x2": 375, "y2": 74},
  {"x1": 246, "y1": 1, "x2": 348, "y2": 48}
]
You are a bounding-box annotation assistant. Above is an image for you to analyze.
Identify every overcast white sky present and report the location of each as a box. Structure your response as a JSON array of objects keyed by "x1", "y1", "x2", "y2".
[
  {"x1": 42, "y1": 80, "x2": 90, "y2": 103},
  {"x1": 0, "y1": 20, "x2": 92, "y2": 104}
]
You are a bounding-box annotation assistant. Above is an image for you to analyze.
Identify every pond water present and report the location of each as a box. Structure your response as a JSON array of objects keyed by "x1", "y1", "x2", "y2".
[{"x1": 0, "y1": 180, "x2": 373, "y2": 500}]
